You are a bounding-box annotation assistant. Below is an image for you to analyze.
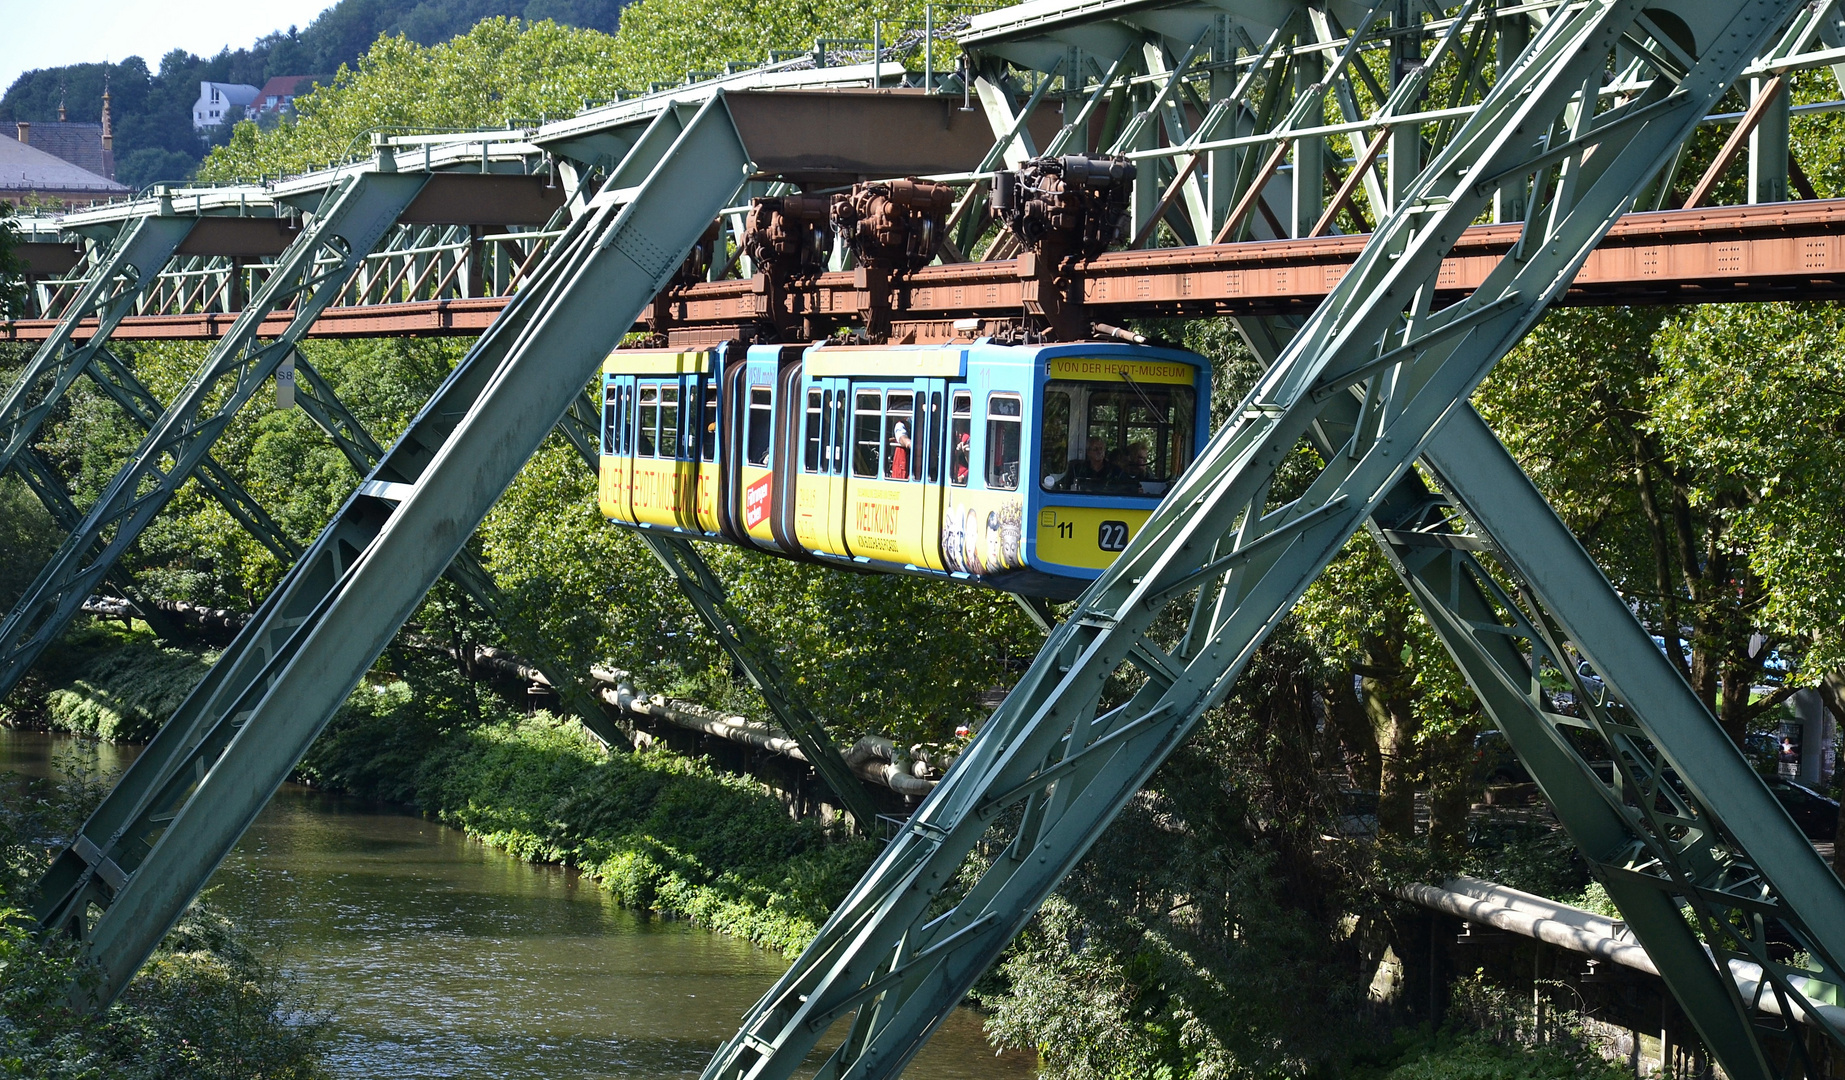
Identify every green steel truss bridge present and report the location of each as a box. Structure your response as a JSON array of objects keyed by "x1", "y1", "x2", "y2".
[{"x1": 5, "y1": 2, "x2": 1845, "y2": 1077}]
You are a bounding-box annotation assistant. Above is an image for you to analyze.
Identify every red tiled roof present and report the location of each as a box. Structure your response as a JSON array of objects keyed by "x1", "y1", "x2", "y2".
[{"x1": 257, "y1": 76, "x2": 316, "y2": 104}]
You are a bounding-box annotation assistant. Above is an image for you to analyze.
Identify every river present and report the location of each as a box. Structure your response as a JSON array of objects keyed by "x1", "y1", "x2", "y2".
[{"x1": 0, "y1": 730, "x2": 1038, "y2": 1079}]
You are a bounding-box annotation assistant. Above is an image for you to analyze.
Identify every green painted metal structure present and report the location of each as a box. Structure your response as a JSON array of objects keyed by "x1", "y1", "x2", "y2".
[
  {"x1": 700, "y1": 4, "x2": 1843, "y2": 1079},
  {"x1": 31, "y1": 95, "x2": 754, "y2": 1010}
]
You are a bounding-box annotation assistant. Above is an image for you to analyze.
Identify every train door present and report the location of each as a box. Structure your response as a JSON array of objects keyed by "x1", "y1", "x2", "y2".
[
  {"x1": 718, "y1": 353, "x2": 749, "y2": 544},
  {"x1": 794, "y1": 374, "x2": 843, "y2": 555},
  {"x1": 693, "y1": 363, "x2": 722, "y2": 535},
  {"x1": 769, "y1": 359, "x2": 808, "y2": 555},
  {"x1": 941, "y1": 388, "x2": 974, "y2": 573},
  {"x1": 629, "y1": 375, "x2": 691, "y2": 528},
  {"x1": 822, "y1": 377, "x2": 851, "y2": 554},
  {"x1": 738, "y1": 349, "x2": 782, "y2": 551},
  {"x1": 913, "y1": 377, "x2": 948, "y2": 572},
  {"x1": 598, "y1": 373, "x2": 636, "y2": 523}
]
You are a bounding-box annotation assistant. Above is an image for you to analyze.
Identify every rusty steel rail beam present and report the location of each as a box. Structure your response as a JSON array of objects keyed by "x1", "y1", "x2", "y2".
[{"x1": 8, "y1": 199, "x2": 1845, "y2": 344}]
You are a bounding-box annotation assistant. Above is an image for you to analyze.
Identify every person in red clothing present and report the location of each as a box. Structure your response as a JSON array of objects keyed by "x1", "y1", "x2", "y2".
[{"x1": 889, "y1": 420, "x2": 912, "y2": 479}]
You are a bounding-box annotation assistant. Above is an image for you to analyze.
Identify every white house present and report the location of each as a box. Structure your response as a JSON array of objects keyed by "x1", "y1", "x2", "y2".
[{"x1": 192, "y1": 82, "x2": 259, "y2": 131}]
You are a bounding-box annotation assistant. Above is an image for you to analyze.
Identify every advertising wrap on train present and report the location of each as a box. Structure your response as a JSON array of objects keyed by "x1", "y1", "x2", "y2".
[{"x1": 744, "y1": 473, "x2": 773, "y2": 530}]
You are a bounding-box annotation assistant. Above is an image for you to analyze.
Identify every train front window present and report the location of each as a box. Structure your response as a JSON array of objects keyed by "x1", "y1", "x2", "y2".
[
  {"x1": 1041, "y1": 379, "x2": 1195, "y2": 495},
  {"x1": 658, "y1": 385, "x2": 680, "y2": 458},
  {"x1": 885, "y1": 392, "x2": 914, "y2": 480},
  {"x1": 853, "y1": 390, "x2": 881, "y2": 478},
  {"x1": 987, "y1": 393, "x2": 1021, "y2": 491},
  {"x1": 637, "y1": 385, "x2": 658, "y2": 457},
  {"x1": 747, "y1": 385, "x2": 772, "y2": 466}
]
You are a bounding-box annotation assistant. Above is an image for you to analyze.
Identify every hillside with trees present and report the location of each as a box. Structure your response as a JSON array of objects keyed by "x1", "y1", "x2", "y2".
[{"x1": 0, "y1": 0, "x2": 630, "y2": 190}]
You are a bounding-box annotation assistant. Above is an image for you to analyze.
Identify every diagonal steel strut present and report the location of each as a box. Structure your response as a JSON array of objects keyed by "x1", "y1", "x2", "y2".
[
  {"x1": 33, "y1": 94, "x2": 752, "y2": 1010},
  {"x1": 0, "y1": 171, "x2": 431, "y2": 700},
  {"x1": 701, "y1": 5, "x2": 1808, "y2": 1078},
  {"x1": 1392, "y1": 409, "x2": 1845, "y2": 1077},
  {"x1": 553, "y1": 394, "x2": 885, "y2": 832}
]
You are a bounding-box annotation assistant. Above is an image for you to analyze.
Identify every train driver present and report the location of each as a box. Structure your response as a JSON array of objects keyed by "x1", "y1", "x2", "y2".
[{"x1": 1059, "y1": 436, "x2": 1122, "y2": 491}]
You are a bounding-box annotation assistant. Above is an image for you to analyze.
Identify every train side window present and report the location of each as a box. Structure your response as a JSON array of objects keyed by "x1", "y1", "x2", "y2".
[
  {"x1": 659, "y1": 384, "x2": 680, "y2": 458},
  {"x1": 747, "y1": 385, "x2": 772, "y2": 466},
  {"x1": 853, "y1": 389, "x2": 882, "y2": 478},
  {"x1": 949, "y1": 391, "x2": 971, "y2": 487},
  {"x1": 804, "y1": 389, "x2": 823, "y2": 472},
  {"x1": 987, "y1": 393, "x2": 1021, "y2": 491},
  {"x1": 925, "y1": 391, "x2": 942, "y2": 484},
  {"x1": 885, "y1": 391, "x2": 914, "y2": 480},
  {"x1": 619, "y1": 385, "x2": 632, "y2": 454},
  {"x1": 701, "y1": 381, "x2": 719, "y2": 462},
  {"x1": 831, "y1": 391, "x2": 848, "y2": 471},
  {"x1": 637, "y1": 384, "x2": 658, "y2": 457},
  {"x1": 602, "y1": 380, "x2": 619, "y2": 454}
]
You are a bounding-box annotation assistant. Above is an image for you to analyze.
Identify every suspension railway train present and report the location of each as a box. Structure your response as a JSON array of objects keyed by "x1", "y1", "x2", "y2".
[{"x1": 597, "y1": 340, "x2": 1212, "y2": 598}]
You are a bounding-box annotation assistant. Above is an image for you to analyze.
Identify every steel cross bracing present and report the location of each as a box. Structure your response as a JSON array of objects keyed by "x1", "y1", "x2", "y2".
[
  {"x1": 1234, "y1": 294, "x2": 1845, "y2": 1076},
  {"x1": 700, "y1": 5, "x2": 1833, "y2": 1080},
  {"x1": 0, "y1": 212, "x2": 299, "y2": 563},
  {"x1": 1380, "y1": 410, "x2": 1845, "y2": 1077},
  {"x1": 0, "y1": 171, "x2": 432, "y2": 700},
  {"x1": 552, "y1": 395, "x2": 885, "y2": 831},
  {"x1": 33, "y1": 95, "x2": 753, "y2": 1010}
]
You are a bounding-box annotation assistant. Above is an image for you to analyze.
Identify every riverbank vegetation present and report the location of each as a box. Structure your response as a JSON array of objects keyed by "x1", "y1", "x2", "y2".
[
  {"x1": 0, "y1": 756, "x2": 330, "y2": 1078},
  {"x1": 7, "y1": 10, "x2": 1845, "y2": 1080}
]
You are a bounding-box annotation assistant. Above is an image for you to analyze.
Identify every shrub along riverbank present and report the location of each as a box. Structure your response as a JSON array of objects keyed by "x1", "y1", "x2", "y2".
[
  {"x1": 414, "y1": 713, "x2": 875, "y2": 954},
  {"x1": 0, "y1": 754, "x2": 329, "y2": 1079}
]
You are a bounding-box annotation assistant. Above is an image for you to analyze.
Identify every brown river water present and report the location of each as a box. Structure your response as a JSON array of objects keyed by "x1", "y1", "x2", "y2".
[{"x1": 0, "y1": 729, "x2": 1039, "y2": 1079}]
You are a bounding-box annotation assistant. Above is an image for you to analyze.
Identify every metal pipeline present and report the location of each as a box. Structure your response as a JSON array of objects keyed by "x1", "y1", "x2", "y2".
[
  {"x1": 1400, "y1": 875, "x2": 1845, "y2": 1029},
  {"x1": 83, "y1": 595, "x2": 949, "y2": 796},
  {"x1": 603, "y1": 685, "x2": 944, "y2": 796}
]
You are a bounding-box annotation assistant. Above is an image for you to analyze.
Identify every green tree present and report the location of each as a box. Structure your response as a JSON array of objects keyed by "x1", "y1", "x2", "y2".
[{"x1": 1476, "y1": 306, "x2": 1805, "y2": 744}]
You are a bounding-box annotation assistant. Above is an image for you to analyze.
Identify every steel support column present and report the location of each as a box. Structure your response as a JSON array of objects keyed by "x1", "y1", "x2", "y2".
[
  {"x1": 34, "y1": 95, "x2": 752, "y2": 1010},
  {"x1": 701, "y1": 6, "x2": 1804, "y2": 1078},
  {"x1": 552, "y1": 394, "x2": 883, "y2": 831},
  {"x1": 0, "y1": 214, "x2": 196, "y2": 477},
  {"x1": 0, "y1": 171, "x2": 430, "y2": 699},
  {"x1": 1361, "y1": 407, "x2": 1845, "y2": 1076}
]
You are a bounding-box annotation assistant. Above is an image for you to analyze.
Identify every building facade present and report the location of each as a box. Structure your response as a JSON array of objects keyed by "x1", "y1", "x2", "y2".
[{"x1": 193, "y1": 81, "x2": 259, "y2": 130}]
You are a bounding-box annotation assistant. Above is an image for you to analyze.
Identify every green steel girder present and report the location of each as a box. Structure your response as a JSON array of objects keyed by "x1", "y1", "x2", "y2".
[
  {"x1": 279, "y1": 347, "x2": 636, "y2": 748},
  {"x1": 0, "y1": 171, "x2": 431, "y2": 701},
  {"x1": 552, "y1": 393, "x2": 884, "y2": 832},
  {"x1": 1361, "y1": 409, "x2": 1845, "y2": 1078},
  {"x1": 0, "y1": 210, "x2": 298, "y2": 568},
  {"x1": 9, "y1": 446, "x2": 181, "y2": 640},
  {"x1": 701, "y1": 4, "x2": 1808, "y2": 1078},
  {"x1": 34, "y1": 94, "x2": 751, "y2": 1009},
  {"x1": 75, "y1": 346, "x2": 298, "y2": 563},
  {"x1": 0, "y1": 214, "x2": 197, "y2": 478}
]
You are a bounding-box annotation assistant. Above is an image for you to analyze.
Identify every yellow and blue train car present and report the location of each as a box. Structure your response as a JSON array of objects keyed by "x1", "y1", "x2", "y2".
[{"x1": 597, "y1": 339, "x2": 1210, "y2": 599}]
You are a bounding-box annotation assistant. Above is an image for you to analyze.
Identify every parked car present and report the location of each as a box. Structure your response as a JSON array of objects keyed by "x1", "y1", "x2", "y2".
[{"x1": 1766, "y1": 778, "x2": 1839, "y2": 842}]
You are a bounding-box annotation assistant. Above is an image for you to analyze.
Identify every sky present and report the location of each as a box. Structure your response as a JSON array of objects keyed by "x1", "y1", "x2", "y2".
[{"x1": 0, "y1": 0, "x2": 337, "y2": 97}]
